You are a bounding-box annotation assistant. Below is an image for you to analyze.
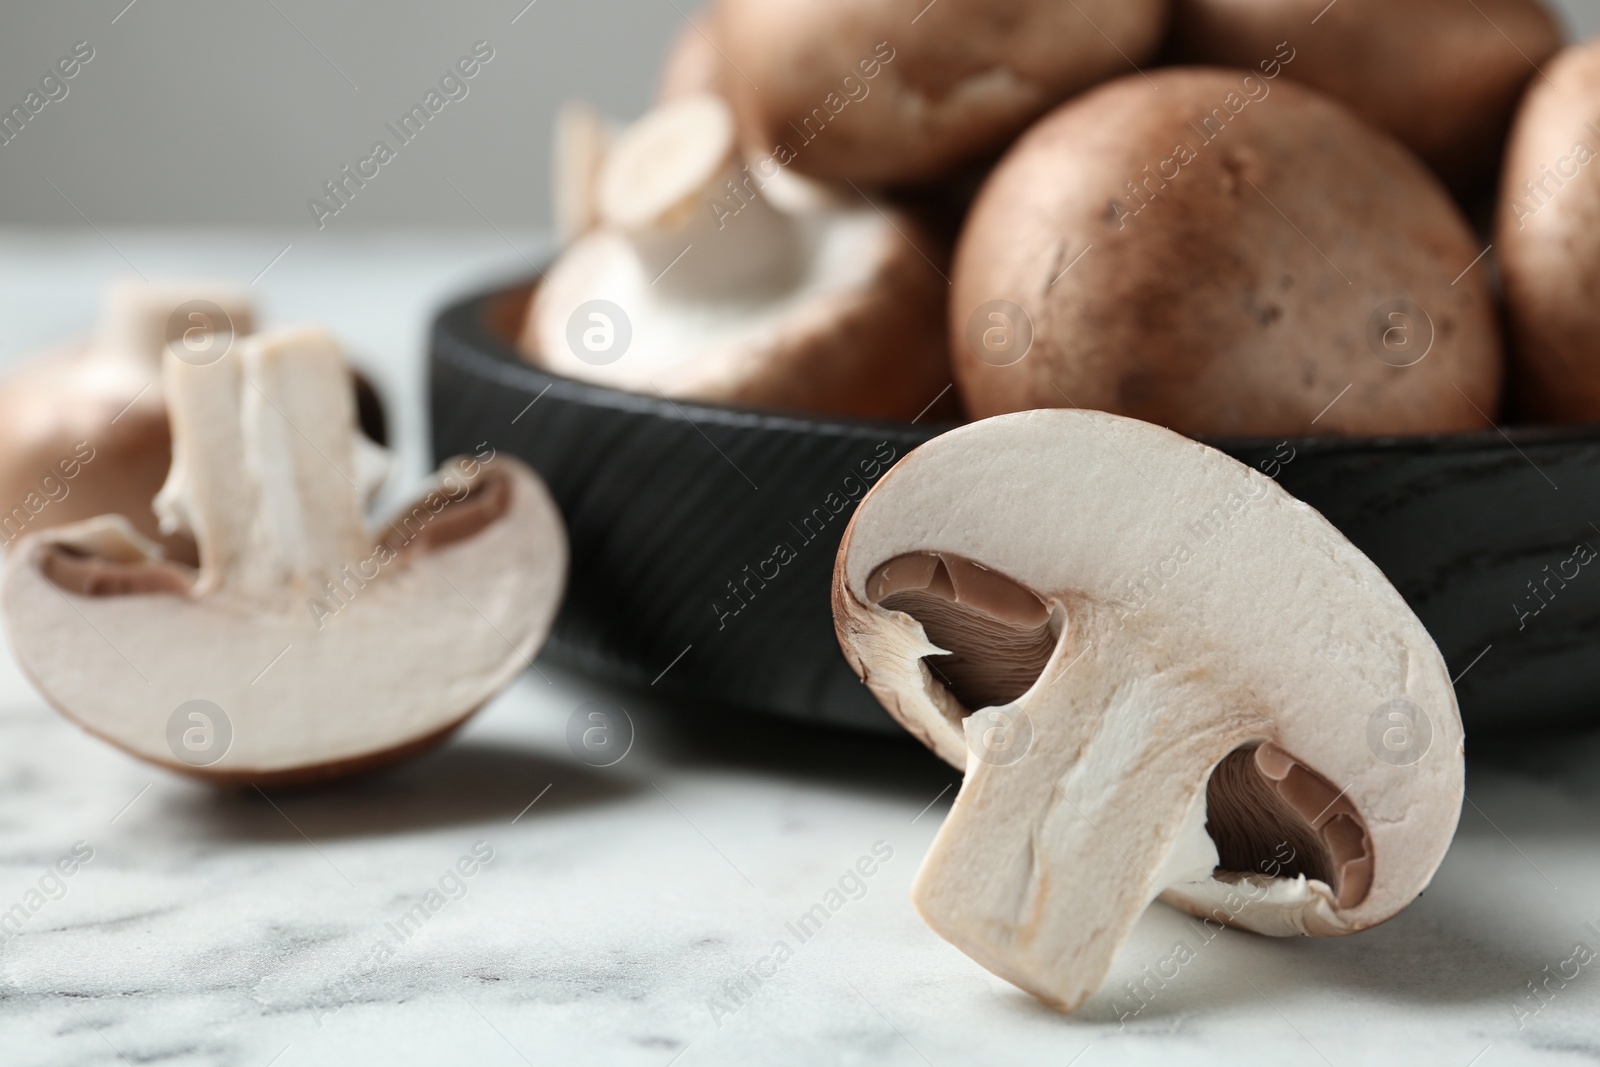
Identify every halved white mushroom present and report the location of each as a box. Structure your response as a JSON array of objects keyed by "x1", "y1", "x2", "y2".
[
  {"x1": 3, "y1": 326, "x2": 567, "y2": 786},
  {"x1": 833, "y1": 409, "x2": 1463, "y2": 1011},
  {"x1": 522, "y1": 93, "x2": 950, "y2": 420}
]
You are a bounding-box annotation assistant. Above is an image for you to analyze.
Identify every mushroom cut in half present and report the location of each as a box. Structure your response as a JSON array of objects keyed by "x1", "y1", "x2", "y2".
[
  {"x1": 522, "y1": 94, "x2": 951, "y2": 420},
  {"x1": 832, "y1": 410, "x2": 1464, "y2": 1012},
  {"x1": 3, "y1": 326, "x2": 567, "y2": 786}
]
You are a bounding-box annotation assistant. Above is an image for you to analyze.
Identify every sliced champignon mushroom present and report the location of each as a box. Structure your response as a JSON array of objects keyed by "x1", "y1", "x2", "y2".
[
  {"x1": 1497, "y1": 38, "x2": 1600, "y2": 423},
  {"x1": 714, "y1": 0, "x2": 1168, "y2": 184},
  {"x1": 3, "y1": 326, "x2": 566, "y2": 786},
  {"x1": 0, "y1": 278, "x2": 253, "y2": 555},
  {"x1": 833, "y1": 409, "x2": 1463, "y2": 1011},
  {"x1": 950, "y1": 69, "x2": 1503, "y2": 437},
  {"x1": 1168, "y1": 0, "x2": 1563, "y2": 190},
  {"x1": 522, "y1": 93, "x2": 951, "y2": 420}
]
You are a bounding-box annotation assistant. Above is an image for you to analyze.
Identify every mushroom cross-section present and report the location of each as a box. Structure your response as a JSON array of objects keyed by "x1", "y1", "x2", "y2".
[
  {"x1": 832, "y1": 409, "x2": 1463, "y2": 1011},
  {"x1": 3, "y1": 326, "x2": 567, "y2": 786}
]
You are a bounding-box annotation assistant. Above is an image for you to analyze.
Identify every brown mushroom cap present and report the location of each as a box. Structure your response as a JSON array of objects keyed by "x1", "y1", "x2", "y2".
[
  {"x1": 950, "y1": 68, "x2": 1503, "y2": 437},
  {"x1": 833, "y1": 409, "x2": 1464, "y2": 1010},
  {"x1": 525, "y1": 95, "x2": 951, "y2": 420},
  {"x1": 1167, "y1": 0, "x2": 1562, "y2": 189},
  {"x1": 0, "y1": 279, "x2": 254, "y2": 556},
  {"x1": 3, "y1": 326, "x2": 566, "y2": 786},
  {"x1": 0, "y1": 343, "x2": 171, "y2": 549},
  {"x1": 1497, "y1": 38, "x2": 1600, "y2": 423},
  {"x1": 714, "y1": 0, "x2": 1168, "y2": 184}
]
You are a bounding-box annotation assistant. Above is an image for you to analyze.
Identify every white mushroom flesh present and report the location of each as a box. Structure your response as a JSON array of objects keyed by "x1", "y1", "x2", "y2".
[
  {"x1": 833, "y1": 409, "x2": 1463, "y2": 1011},
  {"x1": 531, "y1": 94, "x2": 905, "y2": 392},
  {"x1": 4, "y1": 327, "x2": 567, "y2": 781}
]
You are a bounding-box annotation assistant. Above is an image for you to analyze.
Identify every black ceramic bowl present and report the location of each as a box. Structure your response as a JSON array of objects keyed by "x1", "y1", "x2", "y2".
[{"x1": 431, "y1": 278, "x2": 1600, "y2": 736}]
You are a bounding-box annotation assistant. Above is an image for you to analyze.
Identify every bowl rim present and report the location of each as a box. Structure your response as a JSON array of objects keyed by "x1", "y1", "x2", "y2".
[{"x1": 431, "y1": 274, "x2": 1600, "y2": 459}]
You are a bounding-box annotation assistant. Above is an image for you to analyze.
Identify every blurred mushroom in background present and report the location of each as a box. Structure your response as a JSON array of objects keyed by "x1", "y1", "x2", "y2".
[
  {"x1": 524, "y1": 94, "x2": 953, "y2": 420},
  {"x1": 1167, "y1": 0, "x2": 1564, "y2": 195}
]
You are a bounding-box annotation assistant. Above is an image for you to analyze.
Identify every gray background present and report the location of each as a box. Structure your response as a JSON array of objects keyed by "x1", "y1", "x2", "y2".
[{"x1": 0, "y1": 0, "x2": 1597, "y2": 229}]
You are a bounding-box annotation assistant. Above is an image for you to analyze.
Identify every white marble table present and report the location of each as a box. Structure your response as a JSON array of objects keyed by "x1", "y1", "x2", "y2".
[{"x1": 1, "y1": 232, "x2": 1598, "y2": 1066}]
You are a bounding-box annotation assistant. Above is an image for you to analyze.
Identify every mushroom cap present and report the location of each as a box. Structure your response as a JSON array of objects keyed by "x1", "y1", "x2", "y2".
[
  {"x1": 0, "y1": 343, "x2": 171, "y2": 548},
  {"x1": 833, "y1": 409, "x2": 1464, "y2": 1005},
  {"x1": 0, "y1": 278, "x2": 256, "y2": 553},
  {"x1": 1168, "y1": 0, "x2": 1562, "y2": 187},
  {"x1": 527, "y1": 209, "x2": 950, "y2": 418},
  {"x1": 950, "y1": 68, "x2": 1503, "y2": 437},
  {"x1": 1496, "y1": 38, "x2": 1600, "y2": 423},
  {"x1": 3, "y1": 326, "x2": 566, "y2": 786},
  {"x1": 715, "y1": 0, "x2": 1168, "y2": 184}
]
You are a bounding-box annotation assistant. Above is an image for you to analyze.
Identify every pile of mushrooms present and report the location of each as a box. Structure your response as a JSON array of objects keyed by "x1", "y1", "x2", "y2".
[
  {"x1": 3, "y1": 325, "x2": 567, "y2": 785},
  {"x1": 525, "y1": 0, "x2": 1597, "y2": 436}
]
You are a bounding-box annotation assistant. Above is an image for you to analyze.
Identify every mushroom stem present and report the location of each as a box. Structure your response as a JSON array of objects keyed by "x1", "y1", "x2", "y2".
[
  {"x1": 552, "y1": 100, "x2": 614, "y2": 246},
  {"x1": 597, "y1": 93, "x2": 799, "y2": 298},
  {"x1": 911, "y1": 612, "x2": 1251, "y2": 1012},
  {"x1": 155, "y1": 327, "x2": 367, "y2": 605}
]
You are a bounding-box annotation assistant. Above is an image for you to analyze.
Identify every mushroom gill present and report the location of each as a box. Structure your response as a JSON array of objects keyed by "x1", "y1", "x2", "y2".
[
  {"x1": 866, "y1": 550, "x2": 1374, "y2": 910},
  {"x1": 380, "y1": 464, "x2": 516, "y2": 559},
  {"x1": 868, "y1": 551, "x2": 1059, "y2": 714},
  {"x1": 1205, "y1": 742, "x2": 1374, "y2": 908},
  {"x1": 42, "y1": 543, "x2": 192, "y2": 598}
]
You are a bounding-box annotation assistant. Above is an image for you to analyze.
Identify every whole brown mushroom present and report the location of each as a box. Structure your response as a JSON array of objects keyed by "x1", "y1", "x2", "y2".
[
  {"x1": 714, "y1": 0, "x2": 1168, "y2": 185},
  {"x1": 1167, "y1": 0, "x2": 1562, "y2": 191},
  {"x1": 950, "y1": 68, "x2": 1503, "y2": 438},
  {"x1": 1497, "y1": 37, "x2": 1600, "y2": 423},
  {"x1": 0, "y1": 279, "x2": 253, "y2": 557}
]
